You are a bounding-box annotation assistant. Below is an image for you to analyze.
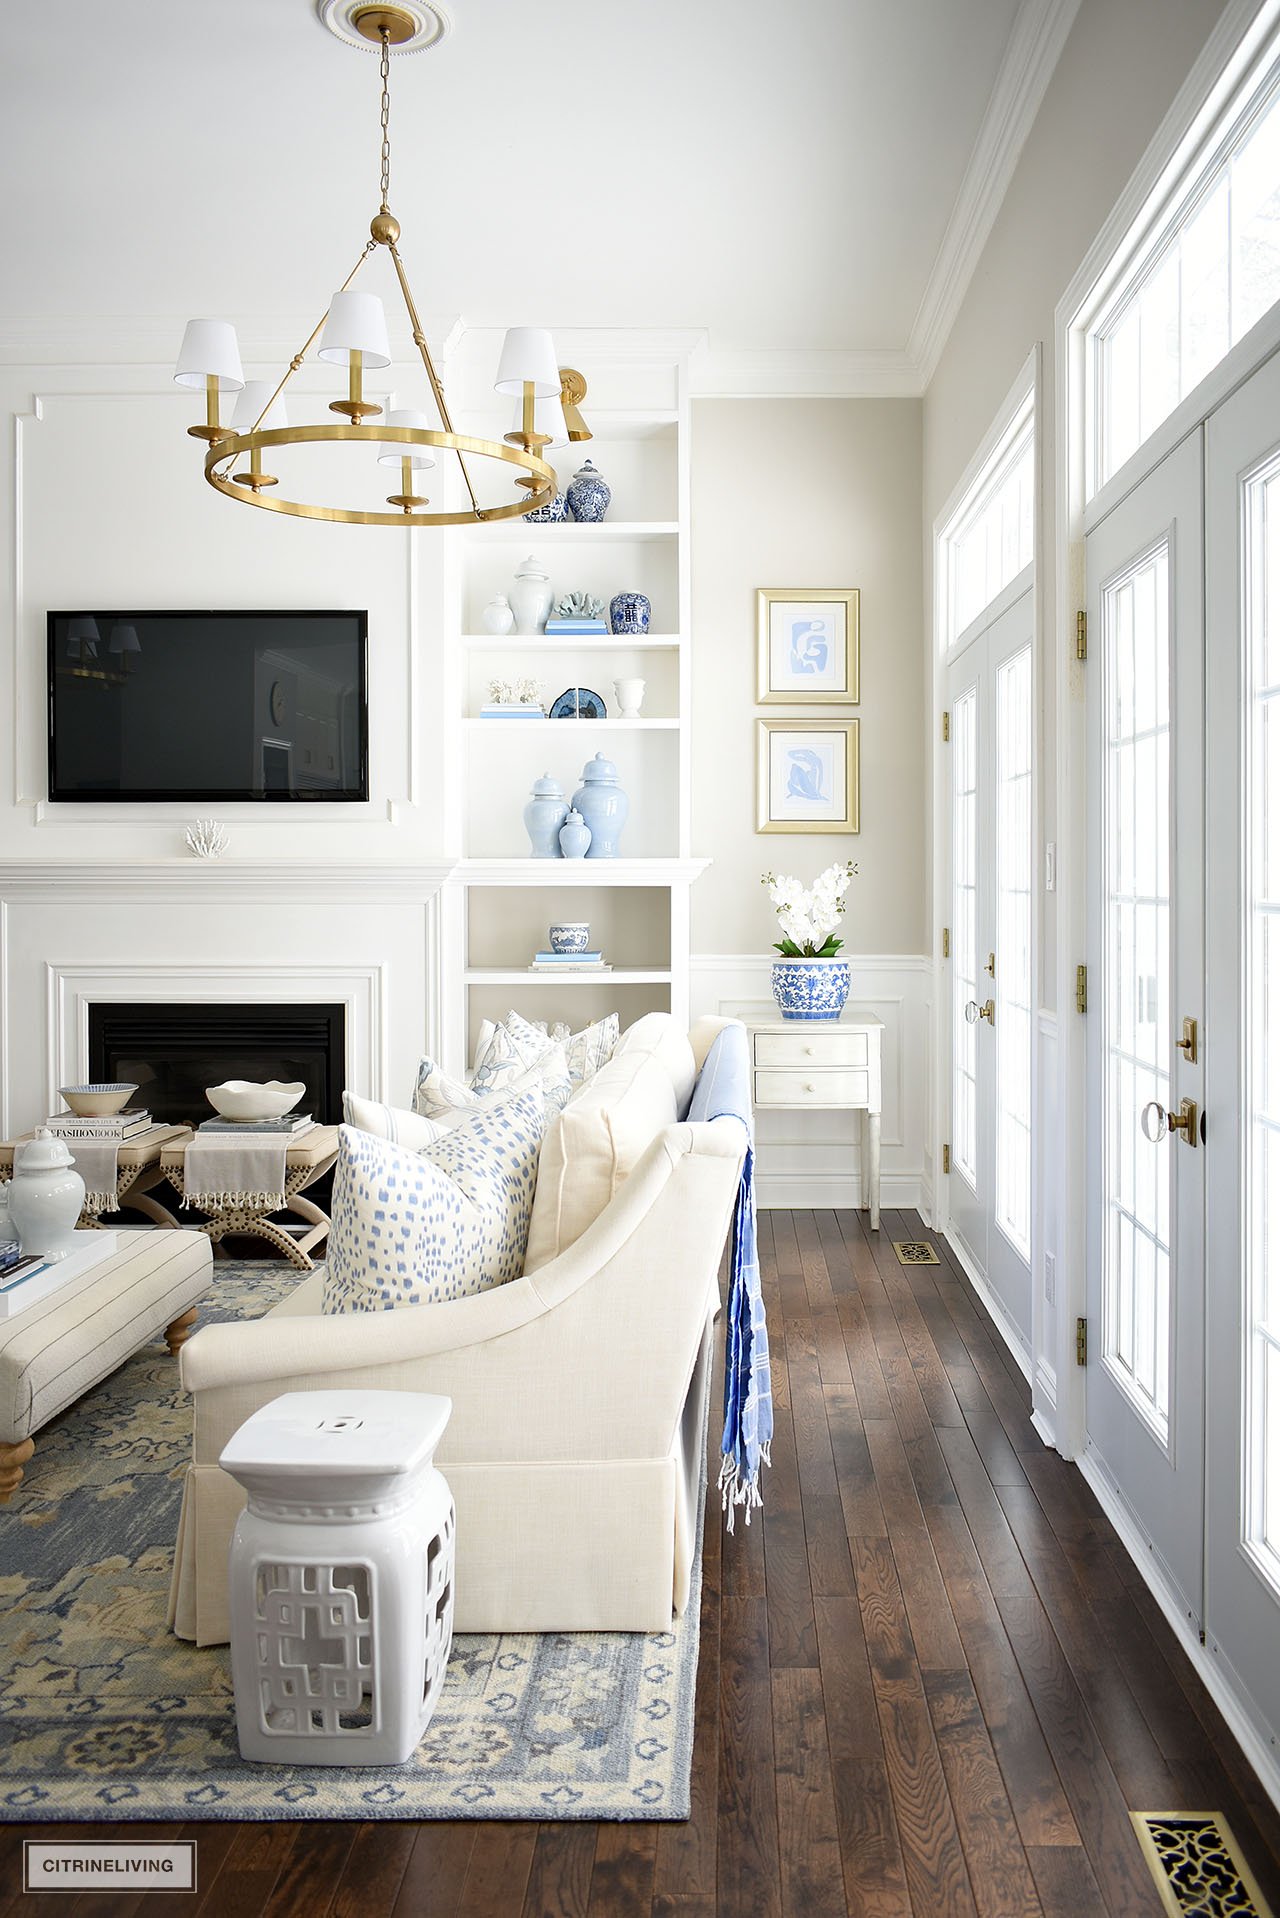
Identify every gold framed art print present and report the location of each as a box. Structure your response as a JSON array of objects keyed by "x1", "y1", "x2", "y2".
[
  {"x1": 756, "y1": 718, "x2": 859, "y2": 834},
  {"x1": 756, "y1": 587, "x2": 859, "y2": 704}
]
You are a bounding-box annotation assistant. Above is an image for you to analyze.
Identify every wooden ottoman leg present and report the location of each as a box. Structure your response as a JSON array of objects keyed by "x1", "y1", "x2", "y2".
[
  {"x1": 0, "y1": 1437, "x2": 34, "y2": 1503},
  {"x1": 165, "y1": 1308, "x2": 199, "y2": 1356}
]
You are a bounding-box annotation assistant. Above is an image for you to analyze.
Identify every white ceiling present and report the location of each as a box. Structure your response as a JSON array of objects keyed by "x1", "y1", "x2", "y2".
[{"x1": 0, "y1": 0, "x2": 1032, "y2": 359}]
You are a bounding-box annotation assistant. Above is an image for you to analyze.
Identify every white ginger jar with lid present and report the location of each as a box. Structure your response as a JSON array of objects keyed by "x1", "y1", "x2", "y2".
[
  {"x1": 8, "y1": 1128, "x2": 85, "y2": 1260},
  {"x1": 510, "y1": 555, "x2": 553, "y2": 636}
]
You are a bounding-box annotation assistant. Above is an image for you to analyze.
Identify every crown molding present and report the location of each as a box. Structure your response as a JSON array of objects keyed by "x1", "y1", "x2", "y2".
[
  {"x1": 689, "y1": 348, "x2": 922, "y2": 399},
  {"x1": 907, "y1": 0, "x2": 1082, "y2": 386}
]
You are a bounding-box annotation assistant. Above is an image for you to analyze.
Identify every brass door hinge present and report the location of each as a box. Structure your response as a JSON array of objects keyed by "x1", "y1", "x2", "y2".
[
  {"x1": 1076, "y1": 964, "x2": 1088, "y2": 1014},
  {"x1": 1076, "y1": 610, "x2": 1088, "y2": 660},
  {"x1": 942, "y1": 710, "x2": 950, "y2": 742},
  {"x1": 1076, "y1": 1317, "x2": 1088, "y2": 1366},
  {"x1": 942, "y1": 926, "x2": 950, "y2": 959},
  {"x1": 942, "y1": 1142, "x2": 950, "y2": 1175}
]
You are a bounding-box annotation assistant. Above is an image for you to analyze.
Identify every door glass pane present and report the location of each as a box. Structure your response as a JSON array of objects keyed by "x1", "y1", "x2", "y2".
[
  {"x1": 1246, "y1": 453, "x2": 1280, "y2": 1584},
  {"x1": 952, "y1": 687, "x2": 978, "y2": 1188},
  {"x1": 996, "y1": 646, "x2": 1033, "y2": 1257},
  {"x1": 1103, "y1": 543, "x2": 1172, "y2": 1441}
]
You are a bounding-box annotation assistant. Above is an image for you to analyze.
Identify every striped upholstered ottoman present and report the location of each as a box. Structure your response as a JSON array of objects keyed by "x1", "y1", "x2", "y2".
[{"x1": 0, "y1": 1229, "x2": 212, "y2": 1502}]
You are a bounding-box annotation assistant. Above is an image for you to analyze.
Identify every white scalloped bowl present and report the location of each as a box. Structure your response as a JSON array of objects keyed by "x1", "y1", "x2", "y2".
[
  {"x1": 59, "y1": 1082, "x2": 138, "y2": 1117},
  {"x1": 205, "y1": 1080, "x2": 305, "y2": 1123}
]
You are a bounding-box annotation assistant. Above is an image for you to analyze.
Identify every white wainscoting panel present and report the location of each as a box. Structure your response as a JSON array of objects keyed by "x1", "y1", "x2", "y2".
[{"x1": 690, "y1": 954, "x2": 930, "y2": 1210}]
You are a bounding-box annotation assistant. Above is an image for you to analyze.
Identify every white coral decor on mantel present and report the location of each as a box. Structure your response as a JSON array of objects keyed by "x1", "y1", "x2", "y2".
[{"x1": 185, "y1": 818, "x2": 229, "y2": 860}]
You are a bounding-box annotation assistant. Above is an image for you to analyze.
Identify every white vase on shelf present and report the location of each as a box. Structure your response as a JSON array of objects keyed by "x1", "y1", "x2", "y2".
[
  {"x1": 510, "y1": 555, "x2": 553, "y2": 636},
  {"x1": 613, "y1": 677, "x2": 645, "y2": 717},
  {"x1": 481, "y1": 595, "x2": 515, "y2": 635}
]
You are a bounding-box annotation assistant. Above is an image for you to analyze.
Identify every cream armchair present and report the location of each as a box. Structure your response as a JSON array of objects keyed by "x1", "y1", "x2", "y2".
[{"x1": 168, "y1": 1108, "x2": 745, "y2": 1645}]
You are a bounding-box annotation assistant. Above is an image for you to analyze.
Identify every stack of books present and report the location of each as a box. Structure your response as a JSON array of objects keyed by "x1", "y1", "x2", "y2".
[
  {"x1": 543, "y1": 617, "x2": 608, "y2": 636},
  {"x1": 530, "y1": 949, "x2": 612, "y2": 974},
  {"x1": 478, "y1": 704, "x2": 545, "y2": 719},
  {"x1": 46, "y1": 1107, "x2": 156, "y2": 1143},
  {"x1": 197, "y1": 1113, "x2": 317, "y2": 1136}
]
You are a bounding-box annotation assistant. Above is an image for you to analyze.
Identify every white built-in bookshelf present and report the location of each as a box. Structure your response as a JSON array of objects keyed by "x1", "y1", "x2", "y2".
[{"x1": 439, "y1": 346, "x2": 704, "y2": 1068}]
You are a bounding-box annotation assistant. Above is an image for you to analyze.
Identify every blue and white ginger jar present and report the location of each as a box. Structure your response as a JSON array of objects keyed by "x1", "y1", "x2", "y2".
[
  {"x1": 770, "y1": 956, "x2": 852, "y2": 1022},
  {"x1": 566, "y1": 460, "x2": 611, "y2": 523},
  {"x1": 524, "y1": 490, "x2": 569, "y2": 524},
  {"x1": 609, "y1": 591, "x2": 651, "y2": 636}
]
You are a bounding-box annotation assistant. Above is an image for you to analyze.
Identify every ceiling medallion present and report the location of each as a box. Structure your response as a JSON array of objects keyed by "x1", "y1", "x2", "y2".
[{"x1": 174, "y1": 5, "x2": 589, "y2": 528}]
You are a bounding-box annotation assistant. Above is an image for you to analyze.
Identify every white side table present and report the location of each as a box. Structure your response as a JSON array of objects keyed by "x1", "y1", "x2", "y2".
[{"x1": 739, "y1": 1005, "x2": 884, "y2": 1229}]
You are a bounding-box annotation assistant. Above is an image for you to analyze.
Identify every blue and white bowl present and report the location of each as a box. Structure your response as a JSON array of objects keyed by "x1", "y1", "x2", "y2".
[
  {"x1": 549, "y1": 922, "x2": 591, "y2": 953},
  {"x1": 770, "y1": 957, "x2": 851, "y2": 1022}
]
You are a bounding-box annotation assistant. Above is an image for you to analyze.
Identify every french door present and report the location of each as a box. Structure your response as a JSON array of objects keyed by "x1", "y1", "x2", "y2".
[
  {"x1": 946, "y1": 582, "x2": 1034, "y2": 1352},
  {"x1": 1084, "y1": 431, "x2": 1206, "y2": 1625},
  {"x1": 1204, "y1": 346, "x2": 1280, "y2": 1745}
]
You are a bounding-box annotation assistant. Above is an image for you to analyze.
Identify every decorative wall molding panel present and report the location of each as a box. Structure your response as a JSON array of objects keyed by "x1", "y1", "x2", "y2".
[
  {"x1": 690, "y1": 953, "x2": 930, "y2": 1210},
  {"x1": 0, "y1": 867, "x2": 449, "y2": 1137}
]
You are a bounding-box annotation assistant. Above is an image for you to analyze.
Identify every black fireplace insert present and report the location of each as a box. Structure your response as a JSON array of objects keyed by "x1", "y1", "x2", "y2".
[{"x1": 87, "y1": 1002, "x2": 346, "y2": 1130}]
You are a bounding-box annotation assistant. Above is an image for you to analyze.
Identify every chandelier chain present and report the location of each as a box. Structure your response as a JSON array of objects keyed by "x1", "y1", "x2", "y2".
[{"x1": 379, "y1": 28, "x2": 392, "y2": 212}]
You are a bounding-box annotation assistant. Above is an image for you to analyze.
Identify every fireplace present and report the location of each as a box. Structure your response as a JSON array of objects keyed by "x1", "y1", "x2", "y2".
[{"x1": 87, "y1": 1002, "x2": 346, "y2": 1129}]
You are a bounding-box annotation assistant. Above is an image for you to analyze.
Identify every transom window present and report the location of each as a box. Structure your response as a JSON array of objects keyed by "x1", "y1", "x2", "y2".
[
  {"x1": 940, "y1": 395, "x2": 1034, "y2": 651},
  {"x1": 1091, "y1": 46, "x2": 1280, "y2": 493}
]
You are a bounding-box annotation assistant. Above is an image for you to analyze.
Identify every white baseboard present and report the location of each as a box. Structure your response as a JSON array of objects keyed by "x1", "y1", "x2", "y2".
[
  {"x1": 941, "y1": 1229, "x2": 1033, "y2": 1382},
  {"x1": 1077, "y1": 1448, "x2": 1280, "y2": 1818},
  {"x1": 755, "y1": 1170, "x2": 924, "y2": 1212}
]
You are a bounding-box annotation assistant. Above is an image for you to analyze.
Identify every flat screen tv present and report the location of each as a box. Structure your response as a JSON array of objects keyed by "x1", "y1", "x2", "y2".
[{"x1": 47, "y1": 610, "x2": 368, "y2": 802}]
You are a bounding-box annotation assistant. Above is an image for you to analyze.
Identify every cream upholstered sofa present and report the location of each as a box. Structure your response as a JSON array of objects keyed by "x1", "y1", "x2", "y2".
[{"x1": 168, "y1": 1015, "x2": 744, "y2": 1646}]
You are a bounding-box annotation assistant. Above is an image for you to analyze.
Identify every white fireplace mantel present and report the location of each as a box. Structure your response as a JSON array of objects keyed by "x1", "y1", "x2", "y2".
[{"x1": 0, "y1": 860, "x2": 457, "y2": 903}]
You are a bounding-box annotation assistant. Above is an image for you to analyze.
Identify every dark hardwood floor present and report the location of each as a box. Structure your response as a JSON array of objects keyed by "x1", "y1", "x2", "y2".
[{"x1": 5, "y1": 1206, "x2": 1280, "y2": 1916}]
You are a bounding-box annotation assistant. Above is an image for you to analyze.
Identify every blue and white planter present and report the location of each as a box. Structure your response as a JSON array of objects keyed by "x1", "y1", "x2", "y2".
[{"x1": 770, "y1": 955, "x2": 851, "y2": 1022}]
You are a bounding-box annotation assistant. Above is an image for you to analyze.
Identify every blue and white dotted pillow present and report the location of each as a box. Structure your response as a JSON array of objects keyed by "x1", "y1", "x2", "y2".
[{"x1": 321, "y1": 1087, "x2": 547, "y2": 1314}]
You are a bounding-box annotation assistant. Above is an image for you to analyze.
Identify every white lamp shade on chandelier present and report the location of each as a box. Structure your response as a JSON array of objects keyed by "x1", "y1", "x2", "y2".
[
  {"x1": 377, "y1": 409, "x2": 437, "y2": 470},
  {"x1": 510, "y1": 393, "x2": 570, "y2": 450},
  {"x1": 174, "y1": 319, "x2": 245, "y2": 391},
  {"x1": 493, "y1": 327, "x2": 561, "y2": 399},
  {"x1": 319, "y1": 290, "x2": 392, "y2": 369},
  {"x1": 231, "y1": 381, "x2": 289, "y2": 434}
]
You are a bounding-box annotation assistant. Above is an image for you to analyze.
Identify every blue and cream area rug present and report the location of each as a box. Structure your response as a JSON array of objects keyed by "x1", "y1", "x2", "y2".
[{"x1": 0, "y1": 1263, "x2": 703, "y2": 1822}]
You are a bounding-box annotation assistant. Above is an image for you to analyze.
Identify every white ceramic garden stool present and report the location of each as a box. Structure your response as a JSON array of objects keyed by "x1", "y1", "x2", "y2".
[{"x1": 220, "y1": 1389, "x2": 455, "y2": 1767}]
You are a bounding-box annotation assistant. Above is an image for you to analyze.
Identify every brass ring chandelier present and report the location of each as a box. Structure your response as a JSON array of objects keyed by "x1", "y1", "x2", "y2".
[{"x1": 174, "y1": 4, "x2": 590, "y2": 527}]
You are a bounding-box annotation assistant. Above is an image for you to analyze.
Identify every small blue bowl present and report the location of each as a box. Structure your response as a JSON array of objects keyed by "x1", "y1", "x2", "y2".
[{"x1": 549, "y1": 923, "x2": 590, "y2": 953}]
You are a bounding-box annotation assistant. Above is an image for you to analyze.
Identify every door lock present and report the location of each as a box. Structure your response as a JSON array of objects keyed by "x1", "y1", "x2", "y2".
[
  {"x1": 1176, "y1": 1016, "x2": 1198, "y2": 1064},
  {"x1": 965, "y1": 998, "x2": 996, "y2": 1027},
  {"x1": 984, "y1": 951, "x2": 996, "y2": 978},
  {"x1": 1141, "y1": 1097, "x2": 1199, "y2": 1148}
]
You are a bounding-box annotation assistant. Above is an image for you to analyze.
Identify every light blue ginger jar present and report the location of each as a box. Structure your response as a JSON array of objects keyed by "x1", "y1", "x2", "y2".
[
  {"x1": 571, "y1": 753, "x2": 629, "y2": 859},
  {"x1": 609, "y1": 591, "x2": 651, "y2": 636},
  {"x1": 558, "y1": 808, "x2": 592, "y2": 858},
  {"x1": 523, "y1": 771, "x2": 568, "y2": 858},
  {"x1": 770, "y1": 956, "x2": 852, "y2": 1022},
  {"x1": 566, "y1": 459, "x2": 611, "y2": 523}
]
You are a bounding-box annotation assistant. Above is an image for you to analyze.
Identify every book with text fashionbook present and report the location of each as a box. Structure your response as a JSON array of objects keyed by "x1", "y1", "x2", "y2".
[{"x1": 45, "y1": 1110, "x2": 153, "y2": 1139}]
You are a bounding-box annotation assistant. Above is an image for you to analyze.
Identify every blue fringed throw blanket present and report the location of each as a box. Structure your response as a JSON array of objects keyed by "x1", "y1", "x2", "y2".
[{"x1": 688, "y1": 1024, "x2": 773, "y2": 1528}]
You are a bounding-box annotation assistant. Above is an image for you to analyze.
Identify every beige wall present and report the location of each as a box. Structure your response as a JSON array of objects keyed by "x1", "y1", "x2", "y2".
[
  {"x1": 691, "y1": 397, "x2": 925, "y2": 955},
  {"x1": 923, "y1": 0, "x2": 1226, "y2": 1004}
]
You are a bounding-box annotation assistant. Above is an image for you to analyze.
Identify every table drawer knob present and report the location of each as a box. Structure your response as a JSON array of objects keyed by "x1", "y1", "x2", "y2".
[{"x1": 804, "y1": 1082, "x2": 815, "y2": 1093}]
